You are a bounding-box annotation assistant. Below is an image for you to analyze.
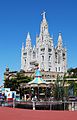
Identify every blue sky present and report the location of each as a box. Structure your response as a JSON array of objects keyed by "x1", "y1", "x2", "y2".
[{"x1": 0, "y1": 0, "x2": 77, "y2": 85}]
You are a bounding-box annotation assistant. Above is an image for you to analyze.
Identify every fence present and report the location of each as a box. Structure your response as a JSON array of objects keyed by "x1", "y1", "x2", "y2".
[{"x1": 0, "y1": 99, "x2": 77, "y2": 111}]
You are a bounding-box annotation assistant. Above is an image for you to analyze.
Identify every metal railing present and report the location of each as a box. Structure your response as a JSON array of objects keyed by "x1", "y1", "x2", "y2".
[{"x1": 0, "y1": 99, "x2": 77, "y2": 111}]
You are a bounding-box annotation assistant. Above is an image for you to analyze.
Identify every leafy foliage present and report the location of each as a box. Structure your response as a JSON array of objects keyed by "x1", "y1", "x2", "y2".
[
  {"x1": 54, "y1": 75, "x2": 64, "y2": 101},
  {"x1": 67, "y1": 68, "x2": 77, "y2": 78},
  {"x1": 4, "y1": 72, "x2": 32, "y2": 92}
]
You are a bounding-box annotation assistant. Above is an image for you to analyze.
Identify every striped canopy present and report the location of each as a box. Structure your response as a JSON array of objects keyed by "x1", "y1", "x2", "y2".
[
  {"x1": 35, "y1": 69, "x2": 42, "y2": 77},
  {"x1": 28, "y1": 69, "x2": 47, "y2": 85}
]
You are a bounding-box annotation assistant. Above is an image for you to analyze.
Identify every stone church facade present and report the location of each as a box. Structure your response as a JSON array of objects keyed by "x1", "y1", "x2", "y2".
[{"x1": 21, "y1": 12, "x2": 67, "y2": 73}]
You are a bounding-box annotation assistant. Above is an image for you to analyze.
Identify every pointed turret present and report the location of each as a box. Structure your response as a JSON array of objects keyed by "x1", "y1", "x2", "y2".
[
  {"x1": 26, "y1": 32, "x2": 32, "y2": 48},
  {"x1": 57, "y1": 32, "x2": 63, "y2": 49},
  {"x1": 22, "y1": 42, "x2": 24, "y2": 51},
  {"x1": 27, "y1": 32, "x2": 31, "y2": 40}
]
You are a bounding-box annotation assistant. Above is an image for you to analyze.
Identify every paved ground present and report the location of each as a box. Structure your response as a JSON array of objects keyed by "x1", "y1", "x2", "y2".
[{"x1": 0, "y1": 107, "x2": 77, "y2": 120}]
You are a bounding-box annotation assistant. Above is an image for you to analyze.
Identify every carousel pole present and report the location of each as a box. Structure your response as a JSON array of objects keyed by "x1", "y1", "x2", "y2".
[{"x1": 38, "y1": 86, "x2": 39, "y2": 100}]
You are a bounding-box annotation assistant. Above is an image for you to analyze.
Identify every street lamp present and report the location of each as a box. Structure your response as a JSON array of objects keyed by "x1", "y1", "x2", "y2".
[{"x1": 58, "y1": 81, "x2": 61, "y2": 100}]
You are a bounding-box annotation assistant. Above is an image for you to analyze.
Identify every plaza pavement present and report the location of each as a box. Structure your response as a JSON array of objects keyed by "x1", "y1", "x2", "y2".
[{"x1": 0, "y1": 107, "x2": 77, "y2": 120}]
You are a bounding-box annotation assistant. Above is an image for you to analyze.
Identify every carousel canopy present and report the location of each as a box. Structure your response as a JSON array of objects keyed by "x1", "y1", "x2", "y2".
[
  {"x1": 35, "y1": 69, "x2": 42, "y2": 77},
  {"x1": 28, "y1": 69, "x2": 47, "y2": 85}
]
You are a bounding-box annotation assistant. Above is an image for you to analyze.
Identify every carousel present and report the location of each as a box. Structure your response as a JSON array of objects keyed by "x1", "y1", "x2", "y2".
[
  {"x1": 27, "y1": 68, "x2": 51, "y2": 100},
  {"x1": 20, "y1": 68, "x2": 53, "y2": 101}
]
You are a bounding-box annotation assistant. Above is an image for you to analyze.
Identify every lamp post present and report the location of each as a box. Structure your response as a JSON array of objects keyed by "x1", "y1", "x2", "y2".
[{"x1": 58, "y1": 81, "x2": 61, "y2": 100}]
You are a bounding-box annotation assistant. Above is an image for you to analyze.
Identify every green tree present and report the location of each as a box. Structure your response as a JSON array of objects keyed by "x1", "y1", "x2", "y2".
[
  {"x1": 54, "y1": 75, "x2": 64, "y2": 101},
  {"x1": 4, "y1": 71, "x2": 32, "y2": 94}
]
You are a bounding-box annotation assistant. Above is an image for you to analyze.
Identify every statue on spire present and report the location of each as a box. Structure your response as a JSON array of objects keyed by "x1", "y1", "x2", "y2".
[{"x1": 41, "y1": 11, "x2": 46, "y2": 19}]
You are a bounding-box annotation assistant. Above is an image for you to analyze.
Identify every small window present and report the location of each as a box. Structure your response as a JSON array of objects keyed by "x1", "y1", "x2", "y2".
[
  {"x1": 42, "y1": 56, "x2": 44, "y2": 61},
  {"x1": 55, "y1": 52, "x2": 57, "y2": 59},
  {"x1": 41, "y1": 48, "x2": 45, "y2": 52},
  {"x1": 56, "y1": 67, "x2": 57, "y2": 72},
  {"x1": 58, "y1": 67, "x2": 60, "y2": 71},
  {"x1": 63, "y1": 53, "x2": 65, "y2": 60},
  {"x1": 23, "y1": 52, "x2": 27, "y2": 56},
  {"x1": 25, "y1": 59, "x2": 26, "y2": 64},
  {"x1": 33, "y1": 51, "x2": 35, "y2": 58},
  {"x1": 48, "y1": 48, "x2": 51, "y2": 52},
  {"x1": 49, "y1": 56, "x2": 51, "y2": 61},
  {"x1": 49, "y1": 68, "x2": 51, "y2": 71}
]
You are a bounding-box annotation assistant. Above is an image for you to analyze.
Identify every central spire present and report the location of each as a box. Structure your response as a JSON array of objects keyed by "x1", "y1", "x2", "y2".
[{"x1": 40, "y1": 11, "x2": 49, "y2": 37}]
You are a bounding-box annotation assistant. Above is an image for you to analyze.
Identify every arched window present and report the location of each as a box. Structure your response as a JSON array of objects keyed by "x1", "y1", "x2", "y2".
[
  {"x1": 58, "y1": 53, "x2": 60, "y2": 64},
  {"x1": 42, "y1": 56, "x2": 44, "y2": 61},
  {"x1": 49, "y1": 56, "x2": 51, "y2": 61},
  {"x1": 58, "y1": 67, "x2": 60, "y2": 71},
  {"x1": 56, "y1": 67, "x2": 57, "y2": 72},
  {"x1": 25, "y1": 59, "x2": 26, "y2": 64},
  {"x1": 33, "y1": 51, "x2": 35, "y2": 59}
]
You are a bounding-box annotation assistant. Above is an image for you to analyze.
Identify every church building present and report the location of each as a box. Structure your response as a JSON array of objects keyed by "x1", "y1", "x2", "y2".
[{"x1": 21, "y1": 12, "x2": 67, "y2": 73}]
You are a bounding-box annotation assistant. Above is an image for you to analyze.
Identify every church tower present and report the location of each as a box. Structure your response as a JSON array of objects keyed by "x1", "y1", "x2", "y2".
[
  {"x1": 21, "y1": 12, "x2": 67, "y2": 73},
  {"x1": 55, "y1": 33, "x2": 67, "y2": 72},
  {"x1": 21, "y1": 32, "x2": 32, "y2": 71},
  {"x1": 36, "y1": 12, "x2": 55, "y2": 71}
]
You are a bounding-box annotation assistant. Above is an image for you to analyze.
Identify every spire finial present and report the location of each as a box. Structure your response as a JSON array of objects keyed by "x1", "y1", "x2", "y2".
[
  {"x1": 58, "y1": 32, "x2": 62, "y2": 49},
  {"x1": 22, "y1": 42, "x2": 24, "y2": 50},
  {"x1": 41, "y1": 11, "x2": 46, "y2": 19},
  {"x1": 27, "y1": 32, "x2": 31, "y2": 40}
]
